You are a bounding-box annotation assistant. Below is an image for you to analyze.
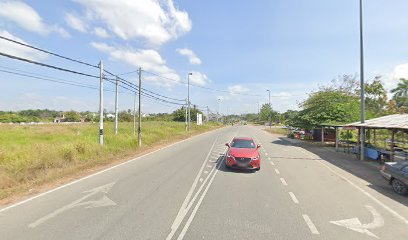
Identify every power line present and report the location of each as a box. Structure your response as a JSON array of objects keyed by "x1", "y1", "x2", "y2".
[
  {"x1": 0, "y1": 51, "x2": 102, "y2": 79},
  {"x1": 0, "y1": 35, "x2": 98, "y2": 68},
  {"x1": 0, "y1": 68, "x2": 120, "y2": 93},
  {"x1": 103, "y1": 68, "x2": 185, "y2": 102}
]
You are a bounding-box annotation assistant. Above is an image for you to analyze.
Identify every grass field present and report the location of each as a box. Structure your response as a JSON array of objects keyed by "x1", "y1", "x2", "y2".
[
  {"x1": 264, "y1": 127, "x2": 289, "y2": 136},
  {"x1": 0, "y1": 121, "x2": 221, "y2": 200}
]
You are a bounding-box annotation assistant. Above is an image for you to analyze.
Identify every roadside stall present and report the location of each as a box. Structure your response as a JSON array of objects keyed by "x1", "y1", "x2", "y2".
[{"x1": 345, "y1": 114, "x2": 408, "y2": 162}]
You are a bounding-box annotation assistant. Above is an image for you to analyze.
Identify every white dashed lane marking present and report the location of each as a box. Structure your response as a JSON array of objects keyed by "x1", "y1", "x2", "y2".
[
  {"x1": 302, "y1": 214, "x2": 320, "y2": 235},
  {"x1": 280, "y1": 178, "x2": 288, "y2": 186},
  {"x1": 269, "y1": 161, "x2": 275, "y2": 166},
  {"x1": 289, "y1": 192, "x2": 299, "y2": 204},
  {"x1": 274, "y1": 168, "x2": 280, "y2": 174}
]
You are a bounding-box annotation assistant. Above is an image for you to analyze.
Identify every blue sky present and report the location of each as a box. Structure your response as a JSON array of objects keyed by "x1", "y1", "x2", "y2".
[{"x1": 0, "y1": 0, "x2": 408, "y2": 114}]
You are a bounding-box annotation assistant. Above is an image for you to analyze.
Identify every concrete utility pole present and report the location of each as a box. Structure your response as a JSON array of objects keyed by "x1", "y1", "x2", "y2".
[
  {"x1": 138, "y1": 67, "x2": 142, "y2": 147},
  {"x1": 266, "y1": 89, "x2": 271, "y2": 128},
  {"x1": 133, "y1": 77, "x2": 137, "y2": 136},
  {"x1": 359, "y1": 0, "x2": 366, "y2": 161},
  {"x1": 185, "y1": 99, "x2": 188, "y2": 131},
  {"x1": 114, "y1": 76, "x2": 119, "y2": 135},
  {"x1": 217, "y1": 98, "x2": 221, "y2": 122},
  {"x1": 187, "y1": 73, "x2": 192, "y2": 131},
  {"x1": 99, "y1": 60, "x2": 104, "y2": 145},
  {"x1": 207, "y1": 106, "x2": 209, "y2": 123}
]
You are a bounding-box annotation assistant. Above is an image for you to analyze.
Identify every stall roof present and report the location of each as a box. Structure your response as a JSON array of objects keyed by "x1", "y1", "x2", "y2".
[{"x1": 345, "y1": 114, "x2": 408, "y2": 129}]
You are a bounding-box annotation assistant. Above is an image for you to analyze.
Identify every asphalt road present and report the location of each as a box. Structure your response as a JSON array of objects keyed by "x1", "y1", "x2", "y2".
[{"x1": 1, "y1": 125, "x2": 408, "y2": 240}]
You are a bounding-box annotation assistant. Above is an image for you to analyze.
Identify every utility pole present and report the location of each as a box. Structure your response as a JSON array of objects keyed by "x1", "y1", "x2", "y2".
[
  {"x1": 138, "y1": 67, "x2": 142, "y2": 147},
  {"x1": 187, "y1": 73, "x2": 192, "y2": 131},
  {"x1": 98, "y1": 60, "x2": 104, "y2": 145},
  {"x1": 114, "y1": 76, "x2": 119, "y2": 135},
  {"x1": 359, "y1": 0, "x2": 366, "y2": 161},
  {"x1": 133, "y1": 76, "x2": 137, "y2": 136},
  {"x1": 267, "y1": 89, "x2": 271, "y2": 128},
  {"x1": 185, "y1": 99, "x2": 188, "y2": 131},
  {"x1": 206, "y1": 106, "x2": 209, "y2": 123},
  {"x1": 217, "y1": 98, "x2": 221, "y2": 123}
]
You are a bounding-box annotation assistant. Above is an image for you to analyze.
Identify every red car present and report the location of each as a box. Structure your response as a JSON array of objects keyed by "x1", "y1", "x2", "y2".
[{"x1": 225, "y1": 137, "x2": 261, "y2": 171}]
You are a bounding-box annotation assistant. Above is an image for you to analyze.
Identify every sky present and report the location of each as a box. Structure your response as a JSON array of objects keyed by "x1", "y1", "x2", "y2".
[{"x1": 0, "y1": 0, "x2": 408, "y2": 115}]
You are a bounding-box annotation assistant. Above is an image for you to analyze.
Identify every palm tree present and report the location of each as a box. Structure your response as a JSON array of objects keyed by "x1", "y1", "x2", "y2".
[{"x1": 391, "y1": 78, "x2": 408, "y2": 109}]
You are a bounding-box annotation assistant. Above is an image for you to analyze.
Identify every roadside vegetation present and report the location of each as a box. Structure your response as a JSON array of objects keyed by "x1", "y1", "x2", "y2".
[{"x1": 0, "y1": 121, "x2": 221, "y2": 200}]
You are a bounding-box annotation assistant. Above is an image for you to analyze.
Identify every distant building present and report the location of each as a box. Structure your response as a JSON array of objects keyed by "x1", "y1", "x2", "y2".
[
  {"x1": 53, "y1": 114, "x2": 66, "y2": 123},
  {"x1": 105, "y1": 113, "x2": 115, "y2": 119}
]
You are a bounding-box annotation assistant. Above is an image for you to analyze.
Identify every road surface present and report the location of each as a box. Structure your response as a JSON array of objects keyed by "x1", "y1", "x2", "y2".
[{"x1": 1, "y1": 125, "x2": 407, "y2": 239}]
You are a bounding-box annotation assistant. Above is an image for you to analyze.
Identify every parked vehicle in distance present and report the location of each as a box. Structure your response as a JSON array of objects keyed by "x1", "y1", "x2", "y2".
[
  {"x1": 381, "y1": 161, "x2": 408, "y2": 195},
  {"x1": 225, "y1": 137, "x2": 261, "y2": 171}
]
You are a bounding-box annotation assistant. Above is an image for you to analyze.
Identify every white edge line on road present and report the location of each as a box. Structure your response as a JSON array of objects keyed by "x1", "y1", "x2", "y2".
[
  {"x1": 0, "y1": 127, "x2": 226, "y2": 214},
  {"x1": 280, "y1": 178, "x2": 288, "y2": 186},
  {"x1": 274, "y1": 168, "x2": 280, "y2": 174},
  {"x1": 315, "y1": 159, "x2": 408, "y2": 225},
  {"x1": 176, "y1": 157, "x2": 223, "y2": 240},
  {"x1": 289, "y1": 192, "x2": 299, "y2": 204},
  {"x1": 302, "y1": 214, "x2": 319, "y2": 234}
]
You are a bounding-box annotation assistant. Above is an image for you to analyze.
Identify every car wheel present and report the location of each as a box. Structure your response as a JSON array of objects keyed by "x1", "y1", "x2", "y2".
[
  {"x1": 256, "y1": 167, "x2": 260, "y2": 171},
  {"x1": 391, "y1": 179, "x2": 408, "y2": 195},
  {"x1": 225, "y1": 163, "x2": 231, "y2": 169}
]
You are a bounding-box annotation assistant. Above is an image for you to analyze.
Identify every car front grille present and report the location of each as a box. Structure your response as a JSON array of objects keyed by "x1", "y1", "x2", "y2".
[{"x1": 235, "y1": 157, "x2": 251, "y2": 165}]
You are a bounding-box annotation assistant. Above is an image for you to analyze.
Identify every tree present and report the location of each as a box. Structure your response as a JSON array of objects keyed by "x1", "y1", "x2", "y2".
[
  {"x1": 391, "y1": 78, "x2": 408, "y2": 113},
  {"x1": 172, "y1": 106, "x2": 186, "y2": 122},
  {"x1": 365, "y1": 76, "x2": 387, "y2": 117},
  {"x1": 288, "y1": 90, "x2": 360, "y2": 129},
  {"x1": 64, "y1": 111, "x2": 81, "y2": 122},
  {"x1": 172, "y1": 106, "x2": 203, "y2": 122},
  {"x1": 259, "y1": 104, "x2": 278, "y2": 123},
  {"x1": 118, "y1": 110, "x2": 133, "y2": 122}
]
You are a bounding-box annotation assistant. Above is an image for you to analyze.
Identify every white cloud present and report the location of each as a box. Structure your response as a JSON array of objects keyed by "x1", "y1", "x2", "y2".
[
  {"x1": 189, "y1": 71, "x2": 210, "y2": 86},
  {"x1": 0, "y1": 30, "x2": 47, "y2": 60},
  {"x1": 228, "y1": 85, "x2": 250, "y2": 95},
  {"x1": 65, "y1": 13, "x2": 87, "y2": 33},
  {"x1": 386, "y1": 63, "x2": 408, "y2": 91},
  {"x1": 93, "y1": 27, "x2": 110, "y2": 38},
  {"x1": 91, "y1": 42, "x2": 180, "y2": 86},
  {"x1": 177, "y1": 48, "x2": 201, "y2": 65},
  {"x1": 73, "y1": 0, "x2": 192, "y2": 46},
  {"x1": 0, "y1": 0, "x2": 68, "y2": 37}
]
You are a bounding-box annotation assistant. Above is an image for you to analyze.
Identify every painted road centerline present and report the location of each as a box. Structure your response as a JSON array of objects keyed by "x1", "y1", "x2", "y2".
[
  {"x1": 270, "y1": 161, "x2": 275, "y2": 166},
  {"x1": 274, "y1": 168, "x2": 280, "y2": 174},
  {"x1": 289, "y1": 192, "x2": 299, "y2": 204},
  {"x1": 302, "y1": 214, "x2": 320, "y2": 235},
  {"x1": 280, "y1": 178, "x2": 288, "y2": 186}
]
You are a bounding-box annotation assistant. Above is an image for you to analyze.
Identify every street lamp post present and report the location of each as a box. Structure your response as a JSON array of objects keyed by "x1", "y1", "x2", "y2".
[
  {"x1": 187, "y1": 72, "x2": 192, "y2": 131},
  {"x1": 359, "y1": 0, "x2": 366, "y2": 161},
  {"x1": 266, "y1": 89, "x2": 271, "y2": 128},
  {"x1": 217, "y1": 98, "x2": 221, "y2": 122}
]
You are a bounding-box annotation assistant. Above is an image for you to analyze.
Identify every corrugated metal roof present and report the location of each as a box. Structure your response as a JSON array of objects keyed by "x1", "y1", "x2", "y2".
[{"x1": 345, "y1": 114, "x2": 408, "y2": 129}]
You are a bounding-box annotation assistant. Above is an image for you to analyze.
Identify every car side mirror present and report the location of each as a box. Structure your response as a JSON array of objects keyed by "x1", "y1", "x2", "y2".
[
  {"x1": 256, "y1": 144, "x2": 261, "y2": 149},
  {"x1": 225, "y1": 143, "x2": 230, "y2": 148}
]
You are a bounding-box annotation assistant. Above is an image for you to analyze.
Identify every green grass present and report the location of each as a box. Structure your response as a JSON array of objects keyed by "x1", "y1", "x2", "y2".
[
  {"x1": 0, "y1": 121, "x2": 221, "y2": 200},
  {"x1": 264, "y1": 127, "x2": 289, "y2": 136}
]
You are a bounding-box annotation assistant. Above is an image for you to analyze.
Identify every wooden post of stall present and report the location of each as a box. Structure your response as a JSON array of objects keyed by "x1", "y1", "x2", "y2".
[
  {"x1": 321, "y1": 127, "x2": 324, "y2": 144},
  {"x1": 357, "y1": 127, "x2": 361, "y2": 160},
  {"x1": 335, "y1": 127, "x2": 339, "y2": 152},
  {"x1": 391, "y1": 129, "x2": 395, "y2": 162},
  {"x1": 373, "y1": 129, "x2": 377, "y2": 147}
]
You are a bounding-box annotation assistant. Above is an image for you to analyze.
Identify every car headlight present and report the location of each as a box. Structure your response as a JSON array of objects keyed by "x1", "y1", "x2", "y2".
[{"x1": 252, "y1": 155, "x2": 260, "y2": 160}]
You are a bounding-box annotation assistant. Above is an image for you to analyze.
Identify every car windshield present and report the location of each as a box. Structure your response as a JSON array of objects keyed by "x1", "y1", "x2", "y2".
[{"x1": 231, "y1": 139, "x2": 255, "y2": 148}]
